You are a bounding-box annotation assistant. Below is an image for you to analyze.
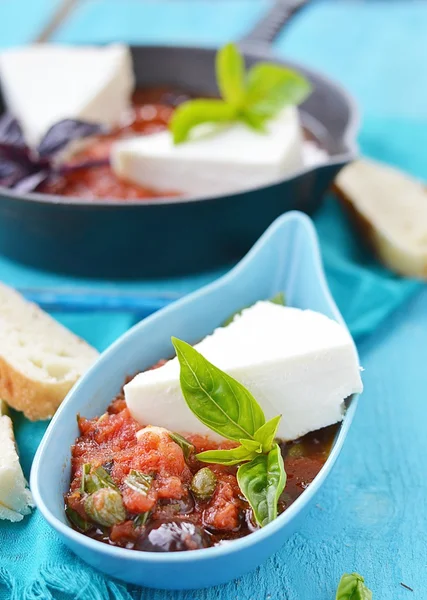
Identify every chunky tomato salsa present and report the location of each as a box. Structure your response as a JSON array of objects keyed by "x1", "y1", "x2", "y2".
[{"x1": 65, "y1": 385, "x2": 336, "y2": 552}]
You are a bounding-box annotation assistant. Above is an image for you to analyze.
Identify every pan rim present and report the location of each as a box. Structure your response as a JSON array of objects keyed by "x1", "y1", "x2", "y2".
[{"x1": 0, "y1": 44, "x2": 360, "y2": 208}]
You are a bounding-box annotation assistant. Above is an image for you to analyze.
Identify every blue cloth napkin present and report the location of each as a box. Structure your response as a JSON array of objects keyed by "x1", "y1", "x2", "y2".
[{"x1": 0, "y1": 1, "x2": 425, "y2": 598}]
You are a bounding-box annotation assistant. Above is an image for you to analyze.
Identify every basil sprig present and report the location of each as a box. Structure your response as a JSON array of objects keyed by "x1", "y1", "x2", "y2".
[
  {"x1": 336, "y1": 573, "x2": 372, "y2": 600},
  {"x1": 169, "y1": 43, "x2": 311, "y2": 144},
  {"x1": 172, "y1": 337, "x2": 286, "y2": 527}
]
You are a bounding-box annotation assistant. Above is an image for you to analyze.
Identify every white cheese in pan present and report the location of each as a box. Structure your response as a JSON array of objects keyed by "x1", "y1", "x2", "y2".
[
  {"x1": 111, "y1": 107, "x2": 303, "y2": 196},
  {"x1": 0, "y1": 44, "x2": 135, "y2": 147},
  {"x1": 0, "y1": 403, "x2": 33, "y2": 522},
  {"x1": 125, "y1": 301, "x2": 363, "y2": 442}
]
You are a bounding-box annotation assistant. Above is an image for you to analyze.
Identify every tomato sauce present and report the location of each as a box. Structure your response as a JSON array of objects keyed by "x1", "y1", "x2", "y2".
[
  {"x1": 65, "y1": 388, "x2": 337, "y2": 551},
  {"x1": 39, "y1": 88, "x2": 189, "y2": 200}
]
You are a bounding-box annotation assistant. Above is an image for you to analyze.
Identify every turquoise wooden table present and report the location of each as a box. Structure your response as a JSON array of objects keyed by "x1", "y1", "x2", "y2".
[{"x1": 0, "y1": 1, "x2": 427, "y2": 598}]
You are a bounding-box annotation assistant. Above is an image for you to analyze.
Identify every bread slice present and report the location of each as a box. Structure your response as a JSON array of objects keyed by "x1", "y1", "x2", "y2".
[
  {"x1": 335, "y1": 159, "x2": 427, "y2": 278},
  {"x1": 0, "y1": 400, "x2": 33, "y2": 521},
  {"x1": 0, "y1": 283, "x2": 99, "y2": 420}
]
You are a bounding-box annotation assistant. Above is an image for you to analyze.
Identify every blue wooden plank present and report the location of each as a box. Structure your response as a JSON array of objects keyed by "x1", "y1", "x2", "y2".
[
  {"x1": 0, "y1": 2, "x2": 425, "y2": 598},
  {"x1": 0, "y1": 0, "x2": 63, "y2": 47},
  {"x1": 275, "y1": 0, "x2": 427, "y2": 120},
  {"x1": 52, "y1": 0, "x2": 270, "y2": 45}
]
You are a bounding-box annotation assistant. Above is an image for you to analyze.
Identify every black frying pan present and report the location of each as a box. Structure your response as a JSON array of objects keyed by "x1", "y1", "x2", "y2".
[{"x1": 0, "y1": 1, "x2": 359, "y2": 278}]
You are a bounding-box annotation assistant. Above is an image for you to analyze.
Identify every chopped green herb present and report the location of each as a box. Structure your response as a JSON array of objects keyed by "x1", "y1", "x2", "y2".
[
  {"x1": 85, "y1": 466, "x2": 118, "y2": 494},
  {"x1": 65, "y1": 506, "x2": 92, "y2": 533},
  {"x1": 133, "y1": 512, "x2": 151, "y2": 528},
  {"x1": 124, "y1": 470, "x2": 152, "y2": 496},
  {"x1": 169, "y1": 43, "x2": 311, "y2": 144},
  {"x1": 80, "y1": 463, "x2": 91, "y2": 494},
  {"x1": 169, "y1": 432, "x2": 195, "y2": 460}
]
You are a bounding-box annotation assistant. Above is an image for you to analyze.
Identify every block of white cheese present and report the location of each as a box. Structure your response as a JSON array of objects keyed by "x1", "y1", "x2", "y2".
[
  {"x1": 111, "y1": 107, "x2": 303, "y2": 196},
  {"x1": 125, "y1": 302, "x2": 363, "y2": 442},
  {"x1": 0, "y1": 402, "x2": 33, "y2": 521},
  {"x1": 0, "y1": 44, "x2": 135, "y2": 147}
]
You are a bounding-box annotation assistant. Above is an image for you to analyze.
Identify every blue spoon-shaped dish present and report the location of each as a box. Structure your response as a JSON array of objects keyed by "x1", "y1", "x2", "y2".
[{"x1": 31, "y1": 211, "x2": 360, "y2": 590}]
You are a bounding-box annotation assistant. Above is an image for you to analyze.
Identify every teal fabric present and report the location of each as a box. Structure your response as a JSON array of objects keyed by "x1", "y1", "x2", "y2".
[{"x1": 0, "y1": 1, "x2": 425, "y2": 598}]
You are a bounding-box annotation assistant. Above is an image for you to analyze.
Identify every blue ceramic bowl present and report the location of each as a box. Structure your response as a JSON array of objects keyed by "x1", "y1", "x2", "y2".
[{"x1": 31, "y1": 211, "x2": 360, "y2": 590}]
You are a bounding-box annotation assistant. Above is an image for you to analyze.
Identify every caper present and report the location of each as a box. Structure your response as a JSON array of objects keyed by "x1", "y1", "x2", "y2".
[
  {"x1": 84, "y1": 488, "x2": 126, "y2": 527},
  {"x1": 287, "y1": 442, "x2": 305, "y2": 458},
  {"x1": 190, "y1": 467, "x2": 217, "y2": 501}
]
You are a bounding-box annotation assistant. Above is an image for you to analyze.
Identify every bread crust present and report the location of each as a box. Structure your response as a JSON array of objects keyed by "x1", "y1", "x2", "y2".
[
  {"x1": 0, "y1": 353, "x2": 77, "y2": 421},
  {"x1": 334, "y1": 161, "x2": 427, "y2": 279}
]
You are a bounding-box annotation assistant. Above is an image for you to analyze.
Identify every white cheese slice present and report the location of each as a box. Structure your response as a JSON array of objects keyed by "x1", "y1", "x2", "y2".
[
  {"x1": 125, "y1": 302, "x2": 363, "y2": 442},
  {"x1": 0, "y1": 402, "x2": 33, "y2": 522},
  {"x1": 111, "y1": 107, "x2": 303, "y2": 196},
  {"x1": 0, "y1": 43, "x2": 135, "y2": 147}
]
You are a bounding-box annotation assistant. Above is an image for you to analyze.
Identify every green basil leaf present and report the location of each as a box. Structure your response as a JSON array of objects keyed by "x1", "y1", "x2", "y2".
[
  {"x1": 133, "y1": 511, "x2": 151, "y2": 528},
  {"x1": 269, "y1": 291, "x2": 286, "y2": 306},
  {"x1": 237, "y1": 443, "x2": 286, "y2": 527},
  {"x1": 222, "y1": 292, "x2": 286, "y2": 327},
  {"x1": 239, "y1": 109, "x2": 268, "y2": 132},
  {"x1": 216, "y1": 42, "x2": 246, "y2": 108},
  {"x1": 239, "y1": 438, "x2": 263, "y2": 453},
  {"x1": 169, "y1": 432, "x2": 195, "y2": 460},
  {"x1": 169, "y1": 99, "x2": 236, "y2": 144},
  {"x1": 254, "y1": 415, "x2": 282, "y2": 453},
  {"x1": 65, "y1": 506, "x2": 92, "y2": 533},
  {"x1": 172, "y1": 337, "x2": 265, "y2": 441},
  {"x1": 245, "y1": 63, "x2": 312, "y2": 118},
  {"x1": 124, "y1": 470, "x2": 152, "y2": 496},
  {"x1": 196, "y1": 445, "x2": 258, "y2": 466},
  {"x1": 336, "y1": 573, "x2": 372, "y2": 600}
]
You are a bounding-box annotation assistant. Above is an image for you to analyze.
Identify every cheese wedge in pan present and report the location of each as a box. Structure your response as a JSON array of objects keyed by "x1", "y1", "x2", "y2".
[
  {"x1": 111, "y1": 107, "x2": 304, "y2": 197},
  {"x1": 0, "y1": 43, "x2": 135, "y2": 147}
]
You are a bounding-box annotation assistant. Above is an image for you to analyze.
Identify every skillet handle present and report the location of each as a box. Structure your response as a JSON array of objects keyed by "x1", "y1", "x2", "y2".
[{"x1": 239, "y1": 0, "x2": 309, "y2": 49}]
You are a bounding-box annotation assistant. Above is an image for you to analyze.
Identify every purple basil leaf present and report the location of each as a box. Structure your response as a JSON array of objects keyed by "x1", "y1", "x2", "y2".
[
  {"x1": 0, "y1": 113, "x2": 26, "y2": 147},
  {"x1": 13, "y1": 170, "x2": 50, "y2": 192},
  {"x1": 38, "y1": 119, "x2": 109, "y2": 158},
  {"x1": 58, "y1": 157, "x2": 110, "y2": 175},
  {"x1": 0, "y1": 143, "x2": 49, "y2": 191}
]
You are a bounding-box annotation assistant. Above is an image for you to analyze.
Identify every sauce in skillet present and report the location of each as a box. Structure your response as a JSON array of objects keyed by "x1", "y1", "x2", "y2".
[
  {"x1": 39, "y1": 87, "x2": 327, "y2": 201},
  {"x1": 38, "y1": 87, "x2": 188, "y2": 200}
]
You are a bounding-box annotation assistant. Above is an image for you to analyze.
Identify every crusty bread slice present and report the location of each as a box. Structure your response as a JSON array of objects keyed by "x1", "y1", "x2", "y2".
[
  {"x1": 0, "y1": 283, "x2": 99, "y2": 420},
  {"x1": 335, "y1": 159, "x2": 427, "y2": 278},
  {"x1": 0, "y1": 400, "x2": 33, "y2": 521}
]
